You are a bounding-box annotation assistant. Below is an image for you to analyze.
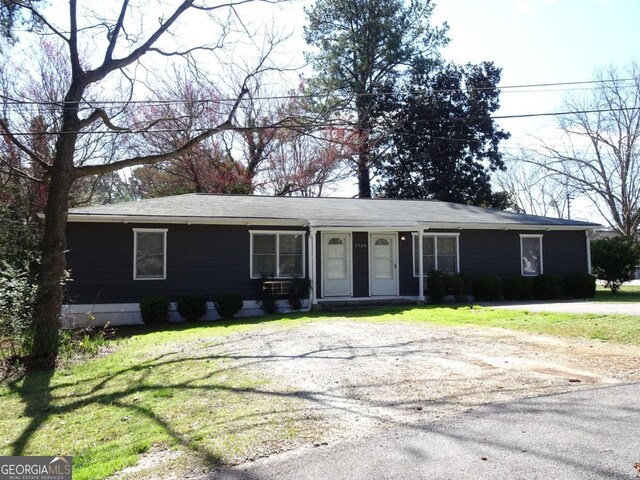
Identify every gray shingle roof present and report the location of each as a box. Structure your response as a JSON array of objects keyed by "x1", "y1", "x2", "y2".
[{"x1": 68, "y1": 193, "x2": 599, "y2": 229}]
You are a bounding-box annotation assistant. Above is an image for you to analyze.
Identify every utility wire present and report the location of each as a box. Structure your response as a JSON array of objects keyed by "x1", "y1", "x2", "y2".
[
  {"x1": 0, "y1": 106, "x2": 637, "y2": 136},
  {"x1": 0, "y1": 77, "x2": 635, "y2": 108}
]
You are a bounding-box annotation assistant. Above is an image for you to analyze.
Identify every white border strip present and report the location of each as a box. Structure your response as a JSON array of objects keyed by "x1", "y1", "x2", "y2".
[{"x1": 62, "y1": 300, "x2": 310, "y2": 327}]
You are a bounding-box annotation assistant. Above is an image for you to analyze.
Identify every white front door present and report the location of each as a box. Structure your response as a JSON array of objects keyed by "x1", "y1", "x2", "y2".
[
  {"x1": 322, "y1": 233, "x2": 351, "y2": 297},
  {"x1": 370, "y1": 234, "x2": 398, "y2": 296}
]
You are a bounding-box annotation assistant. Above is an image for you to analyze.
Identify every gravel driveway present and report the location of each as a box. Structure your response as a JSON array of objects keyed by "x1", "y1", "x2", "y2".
[{"x1": 209, "y1": 320, "x2": 640, "y2": 445}]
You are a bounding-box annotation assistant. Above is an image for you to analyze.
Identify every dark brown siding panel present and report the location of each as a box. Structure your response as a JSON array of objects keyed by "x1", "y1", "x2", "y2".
[
  {"x1": 352, "y1": 232, "x2": 369, "y2": 297},
  {"x1": 65, "y1": 223, "x2": 308, "y2": 304}
]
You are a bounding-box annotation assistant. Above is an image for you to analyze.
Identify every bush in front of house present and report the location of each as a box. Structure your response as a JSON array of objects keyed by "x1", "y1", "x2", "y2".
[
  {"x1": 590, "y1": 237, "x2": 640, "y2": 293},
  {"x1": 427, "y1": 270, "x2": 448, "y2": 304},
  {"x1": 448, "y1": 272, "x2": 472, "y2": 302},
  {"x1": 503, "y1": 276, "x2": 534, "y2": 301},
  {"x1": 473, "y1": 275, "x2": 503, "y2": 301},
  {"x1": 177, "y1": 295, "x2": 208, "y2": 321},
  {"x1": 213, "y1": 294, "x2": 243, "y2": 319},
  {"x1": 288, "y1": 277, "x2": 312, "y2": 310},
  {"x1": 533, "y1": 274, "x2": 564, "y2": 300},
  {"x1": 564, "y1": 272, "x2": 596, "y2": 299},
  {"x1": 258, "y1": 276, "x2": 278, "y2": 314},
  {"x1": 139, "y1": 296, "x2": 170, "y2": 324}
]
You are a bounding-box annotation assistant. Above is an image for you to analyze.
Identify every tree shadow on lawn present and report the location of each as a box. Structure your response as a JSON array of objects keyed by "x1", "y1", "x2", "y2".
[
  {"x1": 3, "y1": 323, "x2": 444, "y2": 472},
  {"x1": 2, "y1": 307, "x2": 480, "y2": 474},
  {"x1": 4, "y1": 304, "x2": 602, "y2": 477},
  {"x1": 104, "y1": 303, "x2": 472, "y2": 341}
]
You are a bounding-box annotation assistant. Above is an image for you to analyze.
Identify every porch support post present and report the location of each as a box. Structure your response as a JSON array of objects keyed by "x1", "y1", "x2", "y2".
[
  {"x1": 585, "y1": 229, "x2": 592, "y2": 274},
  {"x1": 418, "y1": 229, "x2": 425, "y2": 303},
  {"x1": 309, "y1": 229, "x2": 318, "y2": 305}
]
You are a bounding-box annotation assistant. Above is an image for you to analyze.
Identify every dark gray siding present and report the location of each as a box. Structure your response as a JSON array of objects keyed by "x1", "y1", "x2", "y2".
[
  {"x1": 352, "y1": 232, "x2": 369, "y2": 297},
  {"x1": 399, "y1": 229, "x2": 588, "y2": 296},
  {"x1": 459, "y1": 230, "x2": 587, "y2": 277},
  {"x1": 398, "y1": 232, "x2": 417, "y2": 296},
  {"x1": 539, "y1": 230, "x2": 588, "y2": 275},
  {"x1": 315, "y1": 234, "x2": 322, "y2": 299},
  {"x1": 66, "y1": 222, "x2": 589, "y2": 305},
  {"x1": 65, "y1": 223, "x2": 308, "y2": 304}
]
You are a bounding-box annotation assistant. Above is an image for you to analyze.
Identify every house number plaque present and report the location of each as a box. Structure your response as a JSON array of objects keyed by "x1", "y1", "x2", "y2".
[{"x1": 354, "y1": 243, "x2": 367, "y2": 248}]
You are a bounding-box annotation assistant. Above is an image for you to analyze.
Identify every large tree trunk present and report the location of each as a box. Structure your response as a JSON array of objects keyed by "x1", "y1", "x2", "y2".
[
  {"x1": 29, "y1": 84, "x2": 81, "y2": 369},
  {"x1": 30, "y1": 161, "x2": 73, "y2": 369},
  {"x1": 357, "y1": 143, "x2": 371, "y2": 198},
  {"x1": 355, "y1": 101, "x2": 373, "y2": 198}
]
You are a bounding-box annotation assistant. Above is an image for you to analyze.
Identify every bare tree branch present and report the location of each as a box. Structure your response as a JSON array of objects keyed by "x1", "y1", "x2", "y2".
[
  {"x1": 0, "y1": 118, "x2": 49, "y2": 170},
  {"x1": 520, "y1": 64, "x2": 640, "y2": 236},
  {"x1": 78, "y1": 108, "x2": 130, "y2": 131}
]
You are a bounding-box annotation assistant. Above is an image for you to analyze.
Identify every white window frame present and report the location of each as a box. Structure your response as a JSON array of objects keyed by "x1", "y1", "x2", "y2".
[
  {"x1": 249, "y1": 230, "x2": 306, "y2": 279},
  {"x1": 520, "y1": 234, "x2": 543, "y2": 276},
  {"x1": 133, "y1": 228, "x2": 167, "y2": 280},
  {"x1": 412, "y1": 233, "x2": 460, "y2": 277}
]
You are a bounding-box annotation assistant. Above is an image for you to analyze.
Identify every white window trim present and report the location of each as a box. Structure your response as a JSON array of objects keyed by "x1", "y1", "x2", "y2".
[
  {"x1": 133, "y1": 228, "x2": 167, "y2": 281},
  {"x1": 520, "y1": 234, "x2": 543, "y2": 276},
  {"x1": 249, "y1": 230, "x2": 306, "y2": 279},
  {"x1": 412, "y1": 233, "x2": 460, "y2": 277}
]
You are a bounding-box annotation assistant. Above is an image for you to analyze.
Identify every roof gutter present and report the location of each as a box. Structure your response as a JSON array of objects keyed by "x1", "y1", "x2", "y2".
[
  {"x1": 66, "y1": 214, "x2": 309, "y2": 227},
  {"x1": 64, "y1": 215, "x2": 600, "y2": 231},
  {"x1": 417, "y1": 222, "x2": 600, "y2": 231}
]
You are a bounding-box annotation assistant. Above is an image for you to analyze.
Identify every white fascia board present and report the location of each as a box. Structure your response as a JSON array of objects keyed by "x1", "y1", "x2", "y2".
[
  {"x1": 311, "y1": 225, "x2": 419, "y2": 232},
  {"x1": 67, "y1": 214, "x2": 308, "y2": 227},
  {"x1": 66, "y1": 215, "x2": 597, "y2": 231},
  {"x1": 417, "y1": 222, "x2": 598, "y2": 231}
]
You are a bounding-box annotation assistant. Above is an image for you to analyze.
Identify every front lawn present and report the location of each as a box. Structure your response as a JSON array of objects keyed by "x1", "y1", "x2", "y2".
[
  {"x1": 2, "y1": 305, "x2": 639, "y2": 479},
  {"x1": 0, "y1": 319, "x2": 318, "y2": 480},
  {"x1": 341, "y1": 305, "x2": 640, "y2": 344},
  {"x1": 593, "y1": 284, "x2": 640, "y2": 303}
]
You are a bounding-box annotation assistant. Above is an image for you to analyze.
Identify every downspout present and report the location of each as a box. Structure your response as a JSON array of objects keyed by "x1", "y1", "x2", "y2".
[{"x1": 586, "y1": 229, "x2": 593, "y2": 274}]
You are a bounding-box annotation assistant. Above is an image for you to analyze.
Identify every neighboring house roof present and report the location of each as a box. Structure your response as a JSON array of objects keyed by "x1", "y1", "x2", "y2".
[{"x1": 67, "y1": 193, "x2": 600, "y2": 230}]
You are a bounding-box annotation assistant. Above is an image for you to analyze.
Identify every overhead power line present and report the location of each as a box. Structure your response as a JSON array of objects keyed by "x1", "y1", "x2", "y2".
[
  {"x1": 0, "y1": 106, "x2": 637, "y2": 136},
  {"x1": 0, "y1": 77, "x2": 635, "y2": 108}
]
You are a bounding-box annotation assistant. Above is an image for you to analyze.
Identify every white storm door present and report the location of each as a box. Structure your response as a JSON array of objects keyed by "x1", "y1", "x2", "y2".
[
  {"x1": 370, "y1": 234, "x2": 398, "y2": 296},
  {"x1": 322, "y1": 233, "x2": 351, "y2": 297}
]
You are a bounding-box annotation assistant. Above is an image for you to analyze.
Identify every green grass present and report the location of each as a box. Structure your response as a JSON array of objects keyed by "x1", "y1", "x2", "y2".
[
  {"x1": 333, "y1": 305, "x2": 640, "y2": 345},
  {"x1": 593, "y1": 284, "x2": 640, "y2": 302},
  {"x1": 0, "y1": 318, "x2": 317, "y2": 480},
  {"x1": 1, "y1": 305, "x2": 639, "y2": 479}
]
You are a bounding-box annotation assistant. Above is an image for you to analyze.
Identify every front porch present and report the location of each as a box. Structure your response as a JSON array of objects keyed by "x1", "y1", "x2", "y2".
[
  {"x1": 308, "y1": 226, "x2": 437, "y2": 305},
  {"x1": 313, "y1": 296, "x2": 419, "y2": 312}
]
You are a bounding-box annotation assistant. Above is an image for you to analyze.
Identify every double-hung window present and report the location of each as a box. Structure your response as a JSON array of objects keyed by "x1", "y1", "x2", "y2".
[
  {"x1": 520, "y1": 234, "x2": 543, "y2": 276},
  {"x1": 413, "y1": 234, "x2": 459, "y2": 276},
  {"x1": 251, "y1": 231, "x2": 305, "y2": 278},
  {"x1": 133, "y1": 229, "x2": 167, "y2": 280}
]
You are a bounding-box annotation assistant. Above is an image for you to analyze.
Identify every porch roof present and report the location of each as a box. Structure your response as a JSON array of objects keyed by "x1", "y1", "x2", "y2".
[{"x1": 67, "y1": 193, "x2": 600, "y2": 230}]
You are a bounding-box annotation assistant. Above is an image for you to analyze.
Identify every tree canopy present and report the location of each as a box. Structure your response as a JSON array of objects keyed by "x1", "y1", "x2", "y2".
[
  {"x1": 304, "y1": 0, "x2": 448, "y2": 197},
  {"x1": 0, "y1": 0, "x2": 289, "y2": 368},
  {"x1": 378, "y1": 61, "x2": 511, "y2": 208}
]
